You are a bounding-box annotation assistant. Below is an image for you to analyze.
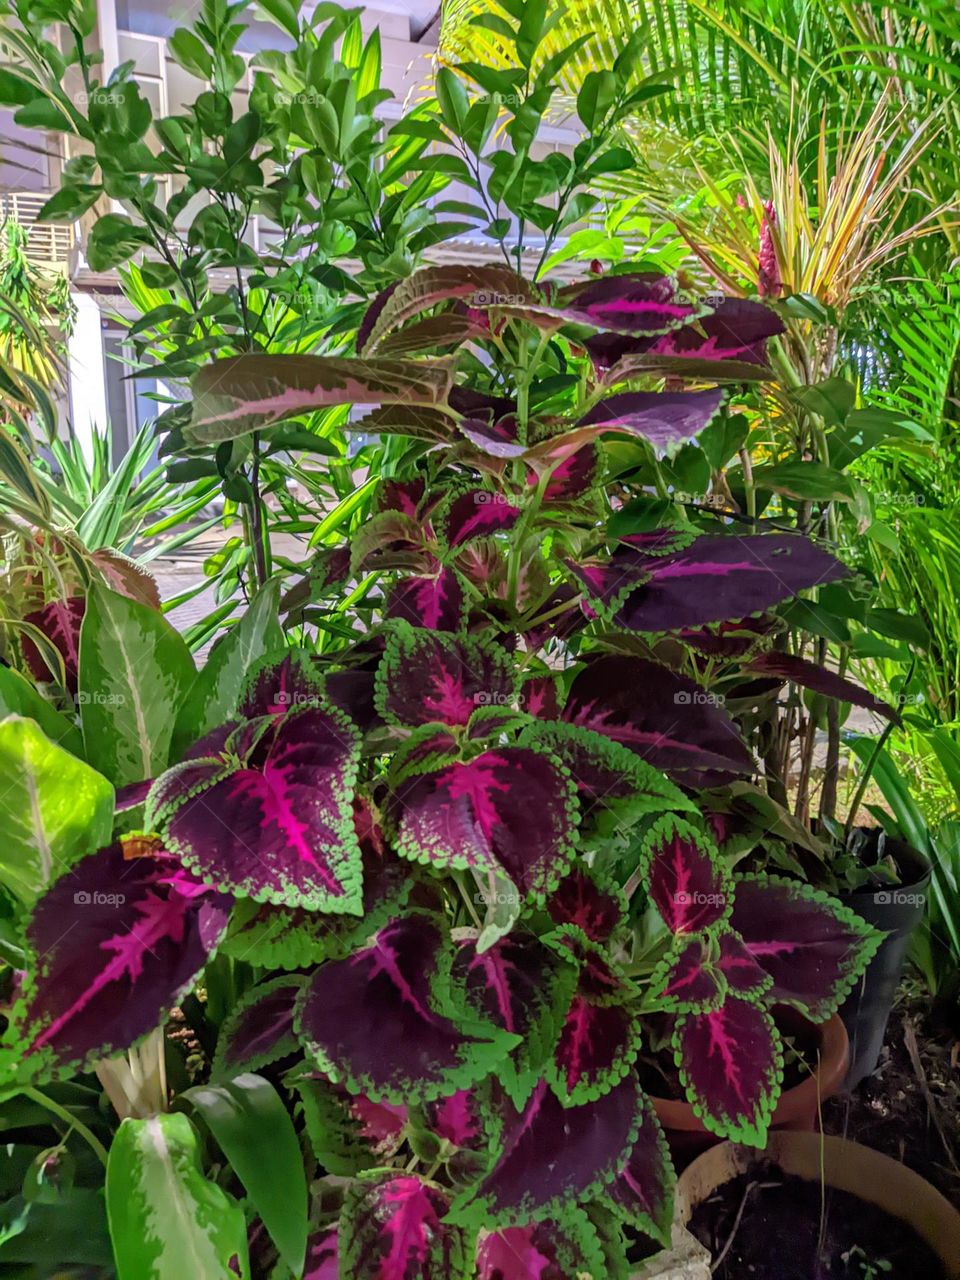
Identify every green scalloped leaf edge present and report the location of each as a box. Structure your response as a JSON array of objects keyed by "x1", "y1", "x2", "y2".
[{"x1": 210, "y1": 974, "x2": 305, "y2": 1080}]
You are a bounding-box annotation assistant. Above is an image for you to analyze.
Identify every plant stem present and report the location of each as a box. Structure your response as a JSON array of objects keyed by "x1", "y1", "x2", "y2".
[
  {"x1": 843, "y1": 717, "x2": 898, "y2": 844},
  {"x1": 22, "y1": 1087, "x2": 109, "y2": 1167}
]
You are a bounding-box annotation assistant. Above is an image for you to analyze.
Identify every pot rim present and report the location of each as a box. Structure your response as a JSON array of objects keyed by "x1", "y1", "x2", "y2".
[{"x1": 649, "y1": 1012, "x2": 848, "y2": 1132}]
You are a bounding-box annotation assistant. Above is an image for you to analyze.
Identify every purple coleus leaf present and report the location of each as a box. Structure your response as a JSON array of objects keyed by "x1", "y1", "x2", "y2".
[
  {"x1": 537, "y1": 444, "x2": 600, "y2": 502},
  {"x1": 450, "y1": 932, "x2": 577, "y2": 1107},
  {"x1": 295, "y1": 913, "x2": 517, "y2": 1104},
  {"x1": 340, "y1": 1172, "x2": 469, "y2": 1280},
  {"x1": 424, "y1": 1089, "x2": 480, "y2": 1148},
  {"x1": 612, "y1": 533, "x2": 848, "y2": 632},
  {"x1": 476, "y1": 1210, "x2": 608, "y2": 1280},
  {"x1": 6, "y1": 840, "x2": 230, "y2": 1078},
  {"x1": 386, "y1": 565, "x2": 465, "y2": 631},
  {"x1": 350, "y1": 1095, "x2": 409, "y2": 1149},
  {"x1": 576, "y1": 388, "x2": 724, "y2": 451},
  {"x1": 642, "y1": 818, "x2": 732, "y2": 934},
  {"x1": 521, "y1": 674, "x2": 559, "y2": 719},
  {"x1": 212, "y1": 974, "x2": 304, "y2": 1078},
  {"x1": 648, "y1": 298, "x2": 784, "y2": 362},
  {"x1": 448, "y1": 1073, "x2": 646, "y2": 1228},
  {"x1": 239, "y1": 649, "x2": 325, "y2": 718},
  {"x1": 393, "y1": 747, "x2": 579, "y2": 901},
  {"x1": 747, "y1": 650, "x2": 899, "y2": 721},
  {"x1": 552, "y1": 273, "x2": 699, "y2": 335},
  {"x1": 602, "y1": 1095, "x2": 675, "y2": 1248},
  {"x1": 146, "y1": 704, "x2": 362, "y2": 913},
  {"x1": 548, "y1": 995, "x2": 641, "y2": 1106},
  {"x1": 561, "y1": 655, "x2": 753, "y2": 786},
  {"x1": 444, "y1": 490, "x2": 521, "y2": 547},
  {"x1": 729, "y1": 875, "x2": 882, "y2": 1021},
  {"x1": 303, "y1": 1228, "x2": 339, "y2": 1280},
  {"x1": 377, "y1": 624, "x2": 516, "y2": 729},
  {"x1": 457, "y1": 415, "x2": 527, "y2": 458},
  {"x1": 22, "y1": 595, "x2": 85, "y2": 693},
  {"x1": 673, "y1": 996, "x2": 782, "y2": 1145},
  {"x1": 653, "y1": 936, "x2": 724, "y2": 1012},
  {"x1": 548, "y1": 868, "x2": 624, "y2": 943}
]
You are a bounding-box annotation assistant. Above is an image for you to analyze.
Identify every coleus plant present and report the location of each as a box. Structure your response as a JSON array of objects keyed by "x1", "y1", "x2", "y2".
[{"x1": 0, "y1": 248, "x2": 884, "y2": 1276}]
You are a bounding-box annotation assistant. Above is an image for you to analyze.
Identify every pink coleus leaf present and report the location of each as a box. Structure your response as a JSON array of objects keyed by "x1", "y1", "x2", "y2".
[
  {"x1": 350, "y1": 1095, "x2": 409, "y2": 1148},
  {"x1": 476, "y1": 1210, "x2": 608, "y2": 1280},
  {"x1": 146, "y1": 704, "x2": 363, "y2": 913},
  {"x1": 303, "y1": 1228, "x2": 339, "y2": 1280},
  {"x1": 294, "y1": 913, "x2": 517, "y2": 1103},
  {"x1": 6, "y1": 841, "x2": 230, "y2": 1078},
  {"x1": 448, "y1": 1074, "x2": 646, "y2": 1229},
  {"x1": 377, "y1": 624, "x2": 516, "y2": 729},
  {"x1": 642, "y1": 818, "x2": 732, "y2": 934},
  {"x1": 550, "y1": 272, "x2": 699, "y2": 336},
  {"x1": 647, "y1": 298, "x2": 784, "y2": 362},
  {"x1": 673, "y1": 995, "x2": 782, "y2": 1145},
  {"x1": 386, "y1": 565, "x2": 465, "y2": 631},
  {"x1": 393, "y1": 747, "x2": 579, "y2": 901},
  {"x1": 22, "y1": 596, "x2": 85, "y2": 693},
  {"x1": 521, "y1": 674, "x2": 559, "y2": 719},
  {"x1": 729, "y1": 875, "x2": 882, "y2": 1021},
  {"x1": 561, "y1": 655, "x2": 753, "y2": 787},
  {"x1": 445, "y1": 490, "x2": 521, "y2": 547},
  {"x1": 339, "y1": 1172, "x2": 469, "y2": 1280},
  {"x1": 602, "y1": 1095, "x2": 675, "y2": 1247},
  {"x1": 424, "y1": 1089, "x2": 479, "y2": 1148}
]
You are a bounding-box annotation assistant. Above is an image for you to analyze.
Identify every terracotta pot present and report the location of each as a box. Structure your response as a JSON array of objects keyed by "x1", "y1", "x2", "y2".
[
  {"x1": 676, "y1": 1130, "x2": 960, "y2": 1279},
  {"x1": 650, "y1": 1012, "x2": 849, "y2": 1161}
]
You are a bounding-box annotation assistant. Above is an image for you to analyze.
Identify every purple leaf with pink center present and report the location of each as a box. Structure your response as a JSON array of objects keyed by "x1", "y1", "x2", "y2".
[
  {"x1": 603, "y1": 1096, "x2": 675, "y2": 1247},
  {"x1": 642, "y1": 819, "x2": 732, "y2": 934},
  {"x1": 212, "y1": 974, "x2": 304, "y2": 1078},
  {"x1": 613, "y1": 533, "x2": 848, "y2": 632},
  {"x1": 653, "y1": 936, "x2": 724, "y2": 1012},
  {"x1": 424, "y1": 1089, "x2": 480, "y2": 1148},
  {"x1": 730, "y1": 875, "x2": 882, "y2": 1021},
  {"x1": 716, "y1": 928, "x2": 775, "y2": 998},
  {"x1": 561, "y1": 655, "x2": 753, "y2": 786},
  {"x1": 22, "y1": 596, "x2": 85, "y2": 693},
  {"x1": 521, "y1": 674, "x2": 559, "y2": 719},
  {"x1": 445, "y1": 490, "x2": 521, "y2": 547},
  {"x1": 386, "y1": 566, "x2": 465, "y2": 631},
  {"x1": 303, "y1": 1228, "x2": 339, "y2": 1280},
  {"x1": 295, "y1": 913, "x2": 517, "y2": 1103},
  {"x1": 377, "y1": 625, "x2": 515, "y2": 729},
  {"x1": 577, "y1": 388, "x2": 724, "y2": 450},
  {"x1": 548, "y1": 995, "x2": 641, "y2": 1106},
  {"x1": 393, "y1": 747, "x2": 579, "y2": 900},
  {"x1": 546, "y1": 928, "x2": 629, "y2": 1007},
  {"x1": 239, "y1": 649, "x2": 325, "y2": 718},
  {"x1": 147, "y1": 704, "x2": 363, "y2": 913},
  {"x1": 7, "y1": 841, "x2": 230, "y2": 1077},
  {"x1": 541, "y1": 444, "x2": 600, "y2": 502},
  {"x1": 448, "y1": 1073, "x2": 646, "y2": 1228},
  {"x1": 548, "y1": 868, "x2": 624, "y2": 943},
  {"x1": 340, "y1": 1173, "x2": 468, "y2": 1280},
  {"x1": 554, "y1": 273, "x2": 699, "y2": 335},
  {"x1": 674, "y1": 996, "x2": 782, "y2": 1144},
  {"x1": 476, "y1": 1211, "x2": 608, "y2": 1280},
  {"x1": 648, "y1": 298, "x2": 784, "y2": 361},
  {"x1": 747, "y1": 650, "x2": 899, "y2": 721}
]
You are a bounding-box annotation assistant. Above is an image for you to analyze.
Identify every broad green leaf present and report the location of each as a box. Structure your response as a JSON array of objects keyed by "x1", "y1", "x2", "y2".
[
  {"x1": 78, "y1": 584, "x2": 196, "y2": 786},
  {"x1": 183, "y1": 1074, "x2": 307, "y2": 1276},
  {"x1": 0, "y1": 717, "x2": 113, "y2": 905},
  {"x1": 752, "y1": 460, "x2": 853, "y2": 503},
  {"x1": 106, "y1": 1113, "x2": 249, "y2": 1280},
  {"x1": 0, "y1": 667, "x2": 83, "y2": 758},
  {"x1": 171, "y1": 583, "x2": 282, "y2": 757}
]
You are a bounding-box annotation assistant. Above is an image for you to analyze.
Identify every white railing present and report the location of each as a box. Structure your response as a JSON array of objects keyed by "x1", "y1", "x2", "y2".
[{"x1": 0, "y1": 191, "x2": 74, "y2": 264}]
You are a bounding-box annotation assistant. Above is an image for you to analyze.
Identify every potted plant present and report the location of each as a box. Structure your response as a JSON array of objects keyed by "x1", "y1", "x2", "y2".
[{"x1": 678, "y1": 1130, "x2": 960, "y2": 1279}]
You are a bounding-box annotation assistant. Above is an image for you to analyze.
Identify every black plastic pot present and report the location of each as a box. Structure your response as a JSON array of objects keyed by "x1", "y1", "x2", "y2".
[{"x1": 838, "y1": 830, "x2": 931, "y2": 1088}]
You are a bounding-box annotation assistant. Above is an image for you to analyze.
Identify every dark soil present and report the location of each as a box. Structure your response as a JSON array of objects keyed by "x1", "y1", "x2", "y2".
[
  {"x1": 689, "y1": 1166, "x2": 947, "y2": 1279},
  {"x1": 823, "y1": 981, "x2": 960, "y2": 1207}
]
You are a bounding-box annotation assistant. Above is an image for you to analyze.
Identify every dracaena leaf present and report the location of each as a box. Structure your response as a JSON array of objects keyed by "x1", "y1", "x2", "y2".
[
  {"x1": 5, "y1": 841, "x2": 230, "y2": 1079},
  {"x1": 294, "y1": 913, "x2": 518, "y2": 1104},
  {"x1": 189, "y1": 354, "x2": 455, "y2": 442},
  {"x1": 443, "y1": 490, "x2": 521, "y2": 547},
  {"x1": 729, "y1": 875, "x2": 882, "y2": 1021},
  {"x1": 673, "y1": 996, "x2": 783, "y2": 1145},
  {"x1": 561, "y1": 655, "x2": 753, "y2": 786},
  {"x1": 601, "y1": 1096, "x2": 675, "y2": 1248},
  {"x1": 146, "y1": 705, "x2": 363, "y2": 913},
  {"x1": 476, "y1": 1209, "x2": 608, "y2": 1280},
  {"x1": 449, "y1": 932, "x2": 578, "y2": 1108},
  {"x1": 211, "y1": 975, "x2": 304, "y2": 1079},
  {"x1": 339, "y1": 1172, "x2": 470, "y2": 1280},
  {"x1": 641, "y1": 817, "x2": 732, "y2": 935},
  {"x1": 613, "y1": 534, "x2": 848, "y2": 632},
  {"x1": 448, "y1": 1073, "x2": 646, "y2": 1229},
  {"x1": 377, "y1": 624, "x2": 516, "y2": 729},
  {"x1": 386, "y1": 566, "x2": 466, "y2": 631},
  {"x1": 392, "y1": 747, "x2": 579, "y2": 902}
]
